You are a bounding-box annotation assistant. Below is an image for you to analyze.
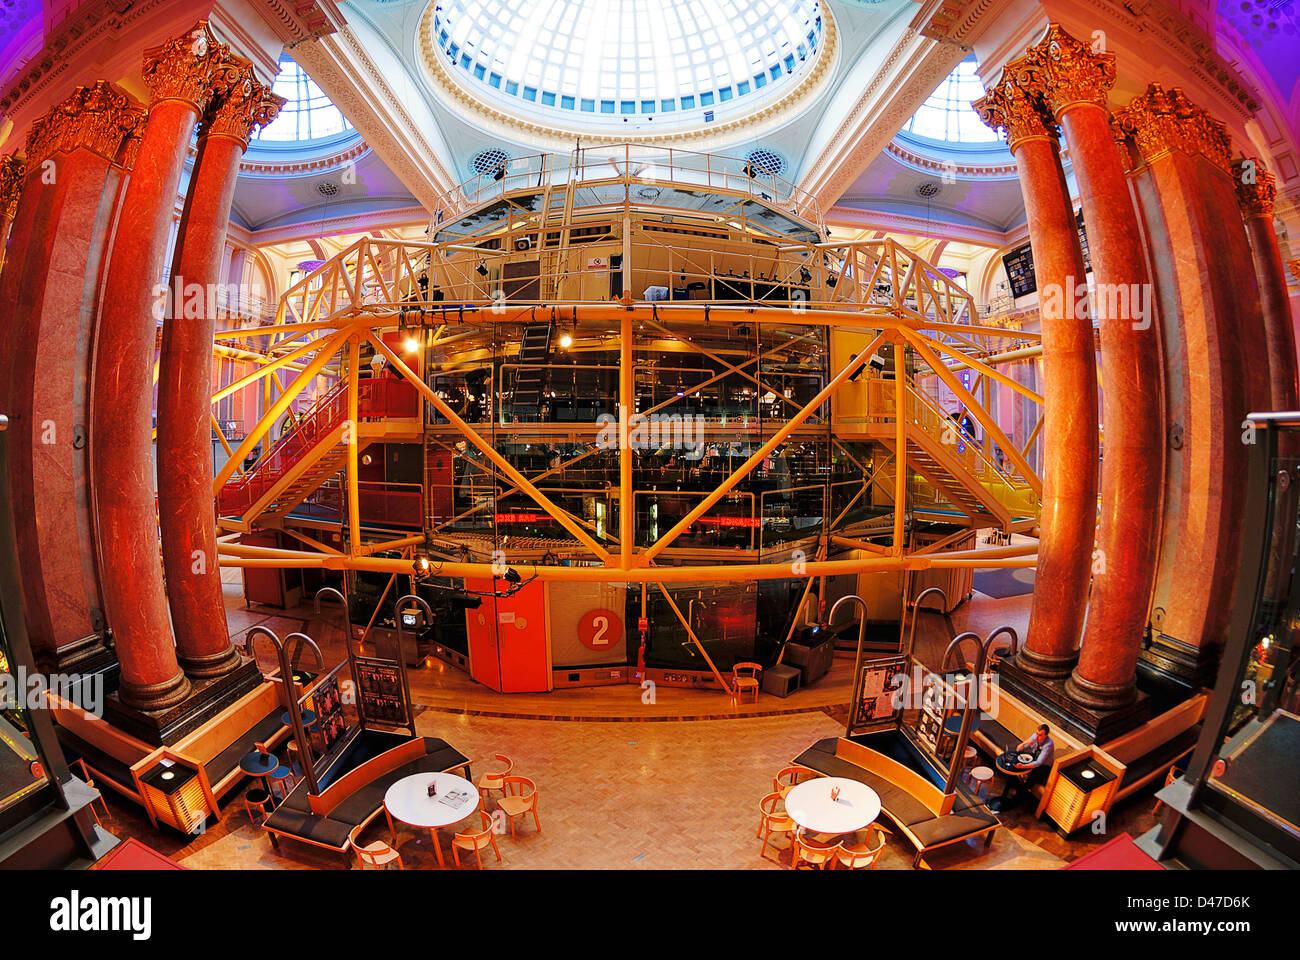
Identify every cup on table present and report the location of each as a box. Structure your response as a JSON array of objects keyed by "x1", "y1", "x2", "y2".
[{"x1": 830, "y1": 785, "x2": 841, "y2": 803}]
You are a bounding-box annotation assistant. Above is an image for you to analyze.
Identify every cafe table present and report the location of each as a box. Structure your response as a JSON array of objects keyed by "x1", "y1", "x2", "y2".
[
  {"x1": 383, "y1": 771, "x2": 480, "y2": 867},
  {"x1": 991, "y1": 749, "x2": 1035, "y2": 812},
  {"x1": 239, "y1": 750, "x2": 280, "y2": 796},
  {"x1": 785, "y1": 776, "x2": 881, "y2": 839}
]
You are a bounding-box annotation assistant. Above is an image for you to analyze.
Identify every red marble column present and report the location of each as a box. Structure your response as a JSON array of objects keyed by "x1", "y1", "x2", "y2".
[
  {"x1": 1114, "y1": 86, "x2": 1249, "y2": 680},
  {"x1": 1, "y1": 85, "x2": 143, "y2": 673},
  {"x1": 1236, "y1": 159, "x2": 1300, "y2": 610},
  {"x1": 1012, "y1": 26, "x2": 1164, "y2": 711},
  {"x1": 974, "y1": 77, "x2": 1096, "y2": 678},
  {"x1": 158, "y1": 63, "x2": 282, "y2": 678},
  {"x1": 91, "y1": 23, "x2": 228, "y2": 712}
]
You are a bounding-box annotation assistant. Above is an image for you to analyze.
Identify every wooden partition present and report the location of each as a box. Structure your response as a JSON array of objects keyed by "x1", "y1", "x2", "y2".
[{"x1": 835, "y1": 737, "x2": 955, "y2": 816}]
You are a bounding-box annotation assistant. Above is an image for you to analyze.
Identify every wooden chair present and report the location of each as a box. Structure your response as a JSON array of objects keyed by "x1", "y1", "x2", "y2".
[
  {"x1": 836, "y1": 826, "x2": 887, "y2": 870},
  {"x1": 792, "y1": 832, "x2": 839, "y2": 869},
  {"x1": 1152, "y1": 766, "x2": 1181, "y2": 816},
  {"x1": 498, "y1": 776, "x2": 541, "y2": 838},
  {"x1": 476, "y1": 754, "x2": 513, "y2": 804},
  {"x1": 244, "y1": 788, "x2": 272, "y2": 825},
  {"x1": 452, "y1": 810, "x2": 502, "y2": 869},
  {"x1": 732, "y1": 662, "x2": 762, "y2": 703},
  {"x1": 757, "y1": 793, "x2": 794, "y2": 860},
  {"x1": 773, "y1": 765, "x2": 819, "y2": 798},
  {"x1": 72, "y1": 758, "x2": 111, "y2": 825},
  {"x1": 348, "y1": 824, "x2": 403, "y2": 870}
]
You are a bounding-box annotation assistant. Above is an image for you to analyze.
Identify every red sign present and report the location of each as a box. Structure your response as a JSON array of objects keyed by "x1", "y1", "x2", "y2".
[{"x1": 578, "y1": 608, "x2": 623, "y2": 652}]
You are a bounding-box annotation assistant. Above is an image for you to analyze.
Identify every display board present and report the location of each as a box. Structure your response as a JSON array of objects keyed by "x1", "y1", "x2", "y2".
[
  {"x1": 1002, "y1": 243, "x2": 1036, "y2": 298},
  {"x1": 354, "y1": 657, "x2": 412, "y2": 727},
  {"x1": 310, "y1": 676, "x2": 346, "y2": 753},
  {"x1": 846, "y1": 654, "x2": 906, "y2": 735}
]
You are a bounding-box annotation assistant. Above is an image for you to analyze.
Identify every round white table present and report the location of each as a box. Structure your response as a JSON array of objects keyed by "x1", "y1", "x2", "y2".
[
  {"x1": 384, "y1": 772, "x2": 480, "y2": 867},
  {"x1": 785, "y1": 776, "x2": 881, "y2": 837}
]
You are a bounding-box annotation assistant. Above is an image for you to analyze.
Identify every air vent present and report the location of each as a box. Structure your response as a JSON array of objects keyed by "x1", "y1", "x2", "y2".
[
  {"x1": 745, "y1": 149, "x2": 786, "y2": 177},
  {"x1": 471, "y1": 148, "x2": 510, "y2": 176},
  {"x1": 315, "y1": 180, "x2": 340, "y2": 198},
  {"x1": 916, "y1": 181, "x2": 942, "y2": 199}
]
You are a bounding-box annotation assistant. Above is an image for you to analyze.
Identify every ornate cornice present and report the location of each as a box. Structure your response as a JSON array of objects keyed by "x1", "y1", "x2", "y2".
[
  {"x1": 884, "y1": 139, "x2": 1017, "y2": 178},
  {"x1": 1112, "y1": 83, "x2": 1233, "y2": 177},
  {"x1": 1234, "y1": 158, "x2": 1277, "y2": 220},
  {"x1": 1009, "y1": 23, "x2": 1116, "y2": 118},
  {"x1": 236, "y1": 139, "x2": 369, "y2": 177},
  {"x1": 23, "y1": 80, "x2": 144, "y2": 169},
  {"x1": 413, "y1": 0, "x2": 840, "y2": 150},
  {"x1": 141, "y1": 20, "x2": 229, "y2": 114},
  {"x1": 0, "y1": 155, "x2": 25, "y2": 221},
  {"x1": 972, "y1": 73, "x2": 1056, "y2": 152}
]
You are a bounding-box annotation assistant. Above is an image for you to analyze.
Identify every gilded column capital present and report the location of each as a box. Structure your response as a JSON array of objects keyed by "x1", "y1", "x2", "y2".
[
  {"x1": 23, "y1": 81, "x2": 145, "y2": 170},
  {"x1": 202, "y1": 57, "x2": 287, "y2": 148},
  {"x1": 1234, "y1": 158, "x2": 1277, "y2": 219},
  {"x1": 117, "y1": 108, "x2": 149, "y2": 171},
  {"x1": 0, "y1": 154, "x2": 24, "y2": 221},
  {"x1": 973, "y1": 73, "x2": 1056, "y2": 151},
  {"x1": 141, "y1": 20, "x2": 230, "y2": 114},
  {"x1": 1112, "y1": 83, "x2": 1189, "y2": 165},
  {"x1": 1288, "y1": 258, "x2": 1300, "y2": 284},
  {"x1": 1012, "y1": 23, "x2": 1117, "y2": 118}
]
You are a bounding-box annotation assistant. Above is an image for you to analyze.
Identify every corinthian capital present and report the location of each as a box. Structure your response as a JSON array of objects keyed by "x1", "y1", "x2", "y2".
[
  {"x1": 0, "y1": 155, "x2": 24, "y2": 221},
  {"x1": 141, "y1": 20, "x2": 230, "y2": 113},
  {"x1": 1011, "y1": 23, "x2": 1117, "y2": 118},
  {"x1": 23, "y1": 81, "x2": 145, "y2": 170},
  {"x1": 1112, "y1": 83, "x2": 1191, "y2": 165},
  {"x1": 1234, "y1": 158, "x2": 1277, "y2": 219},
  {"x1": 973, "y1": 72, "x2": 1055, "y2": 151},
  {"x1": 203, "y1": 57, "x2": 288, "y2": 147}
]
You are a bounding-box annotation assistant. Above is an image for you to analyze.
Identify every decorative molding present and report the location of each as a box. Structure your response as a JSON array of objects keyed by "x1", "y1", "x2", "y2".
[
  {"x1": 413, "y1": 0, "x2": 841, "y2": 152},
  {"x1": 141, "y1": 20, "x2": 230, "y2": 114},
  {"x1": 884, "y1": 139, "x2": 1017, "y2": 178},
  {"x1": 0, "y1": 155, "x2": 25, "y2": 220},
  {"x1": 1008, "y1": 23, "x2": 1116, "y2": 119},
  {"x1": 242, "y1": 203, "x2": 428, "y2": 246},
  {"x1": 972, "y1": 71, "x2": 1057, "y2": 152},
  {"x1": 1234, "y1": 157, "x2": 1278, "y2": 220},
  {"x1": 1112, "y1": 83, "x2": 1234, "y2": 179},
  {"x1": 24, "y1": 80, "x2": 144, "y2": 169},
  {"x1": 255, "y1": 0, "x2": 345, "y2": 47},
  {"x1": 236, "y1": 138, "x2": 370, "y2": 177}
]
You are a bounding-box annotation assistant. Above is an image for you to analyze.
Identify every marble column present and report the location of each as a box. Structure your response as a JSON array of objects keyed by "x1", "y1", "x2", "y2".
[
  {"x1": 0, "y1": 155, "x2": 22, "y2": 276},
  {"x1": 158, "y1": 61, "x2": 282, "y2": 678},
  {"x1": 1113, "y1": 85, "x2": 1249, "y2": 685},
  {"x1": 1236, "y1": 159, "x2": 1300, "y2": 613},
  {"x1": 91, "y1": 22, "x2": 228, "y2": 712},
  {"x1": 0, "y1": 87, "x2": 143, "y2": 674},
  {"x1": 1011, "y1": 25, "x2": 1164, "y2": 711},
  {"x1": 974, "y1": 75, "x2": 1096, "y2": 679}
]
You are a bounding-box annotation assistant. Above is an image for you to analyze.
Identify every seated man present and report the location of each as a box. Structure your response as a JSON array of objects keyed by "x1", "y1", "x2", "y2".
[{"x1": 1014, "y1": 724, "x2": 1055, "y2": 787}]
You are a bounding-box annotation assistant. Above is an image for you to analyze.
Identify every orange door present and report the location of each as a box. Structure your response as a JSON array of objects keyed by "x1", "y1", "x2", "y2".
[{"x1": 464, "y1": 578, "x2": 551, "y2": 692}]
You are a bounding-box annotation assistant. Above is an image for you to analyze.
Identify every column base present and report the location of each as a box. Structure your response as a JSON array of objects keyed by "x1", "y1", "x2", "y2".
[
  {"x1": 1066, "y1": 668, "x2": 1139, "y2": 712},
  {"x1": 178, "y1": 643, "x2": 244, "y2": 680},
  {"x1": 998, "y1": 658, "x2": 1150, "y2": 744},
  {"x1": 1137, "y1": 630, "x2": 1221, "y2": 693},
  {"x1": 33, "y1": 631, "x2": 118, "y2": 678},
  {"x1": 1010, "y1": 645, "x2": 1077, "y2": 680},
  {"x1": 104, "y1": 656, "x2": 261, "y2": 746},
  {"x1": 116, "y1": 668, "x2": 191, "y2": 713}
]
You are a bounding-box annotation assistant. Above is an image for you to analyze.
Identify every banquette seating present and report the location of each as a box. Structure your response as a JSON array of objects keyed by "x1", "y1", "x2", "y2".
[
  {"x1": 793, "y1": 736, "x2": 998, "y2": 868},
  {"x1": 262, "y1": 733, "x2": 470, "y2": 859}
]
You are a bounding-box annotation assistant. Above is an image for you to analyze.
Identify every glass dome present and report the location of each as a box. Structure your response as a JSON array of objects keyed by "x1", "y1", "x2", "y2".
[
  {"x1": 253, "y1": 57, "x2": 355, "y2": 144},
  {"x1": 899, "y1": 57, "x2": 1001, "y2": 145},
  {"x1": 427, "y1": 0, "x2": 825, "y2": 126}
]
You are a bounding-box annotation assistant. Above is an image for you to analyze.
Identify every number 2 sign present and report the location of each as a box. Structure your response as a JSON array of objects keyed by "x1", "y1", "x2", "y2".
[{"x1": 578, "y1": 608, "x2": 623, "y2": 652}]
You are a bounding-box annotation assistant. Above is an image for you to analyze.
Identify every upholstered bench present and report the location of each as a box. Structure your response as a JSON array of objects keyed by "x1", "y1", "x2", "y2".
[{"x1": 793, "y1": 736, "x2": 999, "y2": 868}]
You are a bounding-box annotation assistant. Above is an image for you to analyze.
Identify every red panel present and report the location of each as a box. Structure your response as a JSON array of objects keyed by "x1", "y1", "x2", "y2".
[{"x1": 463, "y1": 578, "x2": 550, "y2": 692}]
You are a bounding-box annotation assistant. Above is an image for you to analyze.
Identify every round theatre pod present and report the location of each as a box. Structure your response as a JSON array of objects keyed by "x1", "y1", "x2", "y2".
[{"x1": 420, "y1": 0, "x2": 834, "y2": 140}]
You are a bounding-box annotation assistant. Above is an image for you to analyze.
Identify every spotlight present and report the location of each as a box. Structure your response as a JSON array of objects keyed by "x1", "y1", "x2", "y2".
[
  {"x1": 559, "y1": 333, "x2": 573, "y2": 348},
  {"x1": 413, "y1": 556, "x2": 431, "y2": 579},
  {"x1": 476, "y1": 262, "x2": 489, "y2": 277},
  {"x1": 405, "y1": 336, "x2": 419, "y2": 353},
  {"x1": 502, "y1": 567, "x2": 522, "y2": 584}
]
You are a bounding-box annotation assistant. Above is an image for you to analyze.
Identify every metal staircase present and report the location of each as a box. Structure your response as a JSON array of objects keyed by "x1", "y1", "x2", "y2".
[{"x1": 511, "y1": 321, "x2": 553, "y2": 411}]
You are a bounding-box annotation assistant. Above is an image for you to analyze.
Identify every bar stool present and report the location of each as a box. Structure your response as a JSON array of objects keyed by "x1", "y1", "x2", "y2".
[
  {"x1": 969, "y1": 766, "x2": 994, "y2": 802},
  {"x1": 961, "y1": 747, "x2": 978, "y2": 784},
  {"x1": 245, "y1": 788, "x2": 272, "y2": 824},
  {"x1": 267, "y1": 765, "x2": 296, "y2": 801}
]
